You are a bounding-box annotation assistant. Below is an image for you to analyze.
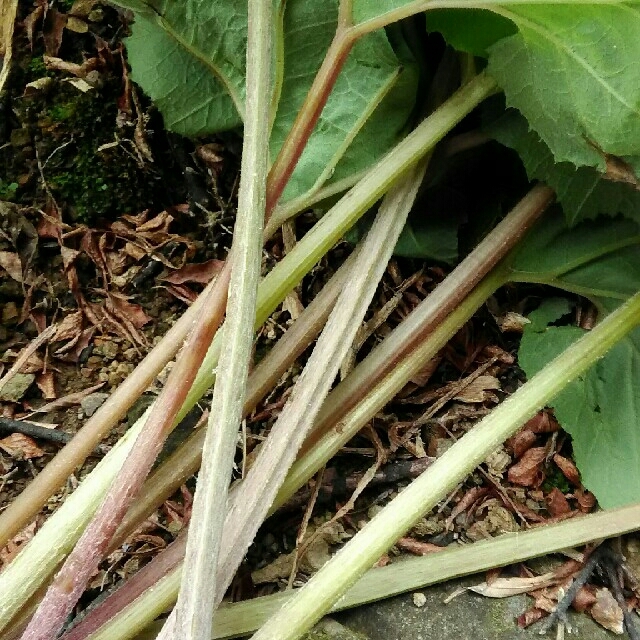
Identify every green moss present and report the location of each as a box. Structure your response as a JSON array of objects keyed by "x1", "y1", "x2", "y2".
[
  {"x1": 542, "y1": 465, "x2": 571, "y2": 494},
  {"x1": 0, "y1": 181, "x2": 19, "y2": 201},
  {"x1": 48, "y1": 101, "x2": 77, "y2": 122},
  {"x1": 37, "y1": 83, "x2": 156, "y2": 222}
]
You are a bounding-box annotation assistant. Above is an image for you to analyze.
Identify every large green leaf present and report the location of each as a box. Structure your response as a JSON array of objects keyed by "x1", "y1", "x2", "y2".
[
  {"x1": 116, "y1": 0, "x2": 418, "y2": 203},
  {"x1": 512, "y1": 214, "x2": 640, "y2": 507},
  {"x1": 519, "y1": 298, "x2": 640, "y2": 509},
  {"x1": 487, "y1": 6, "x2": 640, "y2": 175},
  {"x1": 425, "y1": 9, "x2": 516, "y2": 57},
  {"x1": 508, "y1": 212, "x2": 640, "y2": 302},
  {"x1": 488, "y1": 111, "x2": 640, "y2": 225}
]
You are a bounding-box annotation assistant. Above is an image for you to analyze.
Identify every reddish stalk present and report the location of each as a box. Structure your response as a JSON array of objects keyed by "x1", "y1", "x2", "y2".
[
  {"x1": 265, "y1": 26, "x2": 356, "y2": 215},
  {"x1": 19, "y1": 264, "x2": 231, "y2": 640},
  {"x1": 0, "y1": 273, "x2": 226, "y2": 548},
  {"x1": 0, "y1": 7, "x2": 359, "y2": 550}
]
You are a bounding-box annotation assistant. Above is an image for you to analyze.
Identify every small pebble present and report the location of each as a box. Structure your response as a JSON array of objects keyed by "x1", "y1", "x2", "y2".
[
  {"x1": 412, "y1": 592, "x2": 427, "y2": 608},
  {"x1": 80, "y1": 392, "x2": 110, "y2": 417}
]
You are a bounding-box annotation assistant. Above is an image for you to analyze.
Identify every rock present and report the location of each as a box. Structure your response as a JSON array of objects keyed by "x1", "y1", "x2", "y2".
[
  {"x1": 80, "y1": 392, "x2": 110, "y2": 417},
  {"x1": 0, "y1": 373, "x2": 35, "y2": 402},
  {"x1": 336, "y1": 576, "x2": 616, "y2": 640}
]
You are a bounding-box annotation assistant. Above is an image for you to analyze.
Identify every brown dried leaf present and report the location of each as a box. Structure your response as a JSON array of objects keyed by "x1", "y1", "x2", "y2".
[
  {"x1": 161, "y1": 283, "x2": 198, "y2": 305},
  {"x1": 454, "y1": 375, "x2": 501, "y2": 403},
  {"x1": 0, "y1": 522, "x2": 36, "y2": 568},
  {"x1": 574, "y1": 487, "x2": 597, "y2": 512},
  {"x1": 107, "y1": 292, "x2": 151, "y2": 329},
  {"x1": 43, "y1": 8, "x2": 66, "y2": 57},
  {"x1": 36, "y1": 371, "x2": 56, "y2": 399},
  {"x1": 524, "y1": 411, "x2": 559, "y2": 434},
  {"x1": 591, "y1": 587, "x2": 624, "y2": 634},
  {"x1": 0, "y1": 251, "x2": 23, "y2": 282},
  {"x1": 24, "y1": 381, "x2": 104, "y2": 416},
  {"x1": 545, "y1": 487, "x2": 571, "y2": 517},
  {"x1": 553, "y1": 453, "x2": 581, "y2": 486},
  {"x1": 508, "y1": 446, "x2": 546, "y2": 487},
  {"x1": 395, "y1": 537, "x2": 445, "y2": 555},
  {"x1": 506, "y1": 428, "x2": 537, "y2": 459},
  {"x1": 162, "y1": 259, "x2": 224, "y2": 285},
  {"x1": 52, "y1": 310, "x2": 84, "y2": 342},
  {"x1": 572, "y1": 584, "x2": 597, "y2": 613},
  {"x1": 517, "y1": 607, "x2": 546, "y2": 628},
  {"x1": 469, "y1": 573, "x2": 557, "y2": 598},
  {"x1": 445, "y1": 486, "x2": 488, "y2": 530},
  {"x1": 23, "y1": 3, "x2": 45, "y2": 50},
  {"x1": 0, "y1": 433, "x2": 45, "y2": 458}
]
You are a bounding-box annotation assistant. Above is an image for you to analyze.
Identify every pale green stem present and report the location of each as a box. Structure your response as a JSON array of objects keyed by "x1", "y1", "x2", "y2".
[
  {"x1": 83, "y1": 501, "x2": 640, "y2": 640},
  {"x1": 214, "y1": 502, "x2": 640, "y2": 638},
  {"x1": 250, "y1": 289, "x2": 640, "y2": 640},
  {"x1": 168, "y1": 3, "x2": 273, "y2": 640}
]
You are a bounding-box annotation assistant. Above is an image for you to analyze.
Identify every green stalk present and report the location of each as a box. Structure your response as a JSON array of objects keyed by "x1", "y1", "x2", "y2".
[
  {"x1": 273, "y1": 271, "x2": 503, "y2": 511},
  {"x1": 250, "y1": 289, "x2": 640, "y2": 640},
  {"x1": 210, "y1": 502, "x2": 640, "y2": 638},
  {"x1": 80, "y1": 501, "x2": 640, "y2": 640},
  {"x1": 183, "y1": 71, "x2": 497, "y2": 423},
  {"x1": 167, "y1": 3, "x2": 273, "y2": 640},
  {"x1": 0, "y1": 74, "x2": 495, "y2": 632},
  {"x1": 66, "y1": 268, "x2": 504, "y2": 640}
]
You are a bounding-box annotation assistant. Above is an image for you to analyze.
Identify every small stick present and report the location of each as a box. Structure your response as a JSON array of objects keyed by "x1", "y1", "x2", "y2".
[
  {"x1": 603, "y1": 553, "x2": 640, "y2": 640},
  {"x1": 539, "y1": 544, "x2": 605, "y2": 634},
  {"x1": 0, "y1": 417, "x2": 72, "y2": 446}
]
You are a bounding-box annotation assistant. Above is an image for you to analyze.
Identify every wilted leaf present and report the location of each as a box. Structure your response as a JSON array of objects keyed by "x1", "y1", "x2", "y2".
[
  {"x1": 591, "y1": 588, "x2": 624, "y2": 634},
  {"x1": 469, "y1": 573, "x2": 556, "y2": 598},
  {"x1": 0, "y1": 251, "x2": 23, "y2": 282},
  {"x1": 507, "y1": 446, "x2": 546, "y2": 487},
  {"x1": 162, "y1": 259, "x2": 224, "y2": 285}
]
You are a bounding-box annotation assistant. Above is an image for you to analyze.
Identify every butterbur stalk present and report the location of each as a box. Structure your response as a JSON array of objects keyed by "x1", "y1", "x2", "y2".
[
  {"x1": 18, "y1": 266, "x2": 230, "y2": 640},
  {"x1": 165, "y1": 2, "x2": 274, "y2": 640},
  {"x1": 251, "y1": 289, "x2": 640, "y2": 640}
]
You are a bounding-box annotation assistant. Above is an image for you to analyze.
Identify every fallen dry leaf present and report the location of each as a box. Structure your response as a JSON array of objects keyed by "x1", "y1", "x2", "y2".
[
  {"x1": 590, "y1": 587, "x2": 624, "y2": 634},
  {"x1": 24, "y1": 381, "x2": 105, "y2": 417},
  {"x1": 35, "y1": 371, "x2": 57, "y2": 400},
  {"x1": 0, "y1": 251, "x2": 23, "y2": 282},
  {"x1": 546, "y1": 487, "x2": 571, "y2": 517},
  {"x1": 508, "y1": 446, "x2": 546, "y2": 487},
  {"x1": 469, "y1": 572, "x2": 557, "y2": 598},
  {"x1": 453, "y1": 375, "x2": 501, "y2": 403},
  {"x1": 0, "y1": 433, "x2": 45, "y2": 458},
  {"x1": 0, "y1": 522, "x2": 37, "y2": 567},
  {"x1": 553, "y1": 453, "x2": 581, "y2": 485},
  {"x1": 506, "y1": 428, "x2": 537, "y2": 459},
  {"x1": 162, "y1": 259, "x2": 224, "y2": 285}
]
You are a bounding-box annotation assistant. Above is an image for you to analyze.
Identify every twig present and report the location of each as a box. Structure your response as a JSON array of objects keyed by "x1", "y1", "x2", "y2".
[
  {"x1": 603, "y1": 552, "x2": 640, "y2": 640},
  {"x1": 538, "y1": 544, "x2": 604, "y2": 634},
  {"x1": 0, "y1": 417, "x2": 72, "y2": 446}
]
